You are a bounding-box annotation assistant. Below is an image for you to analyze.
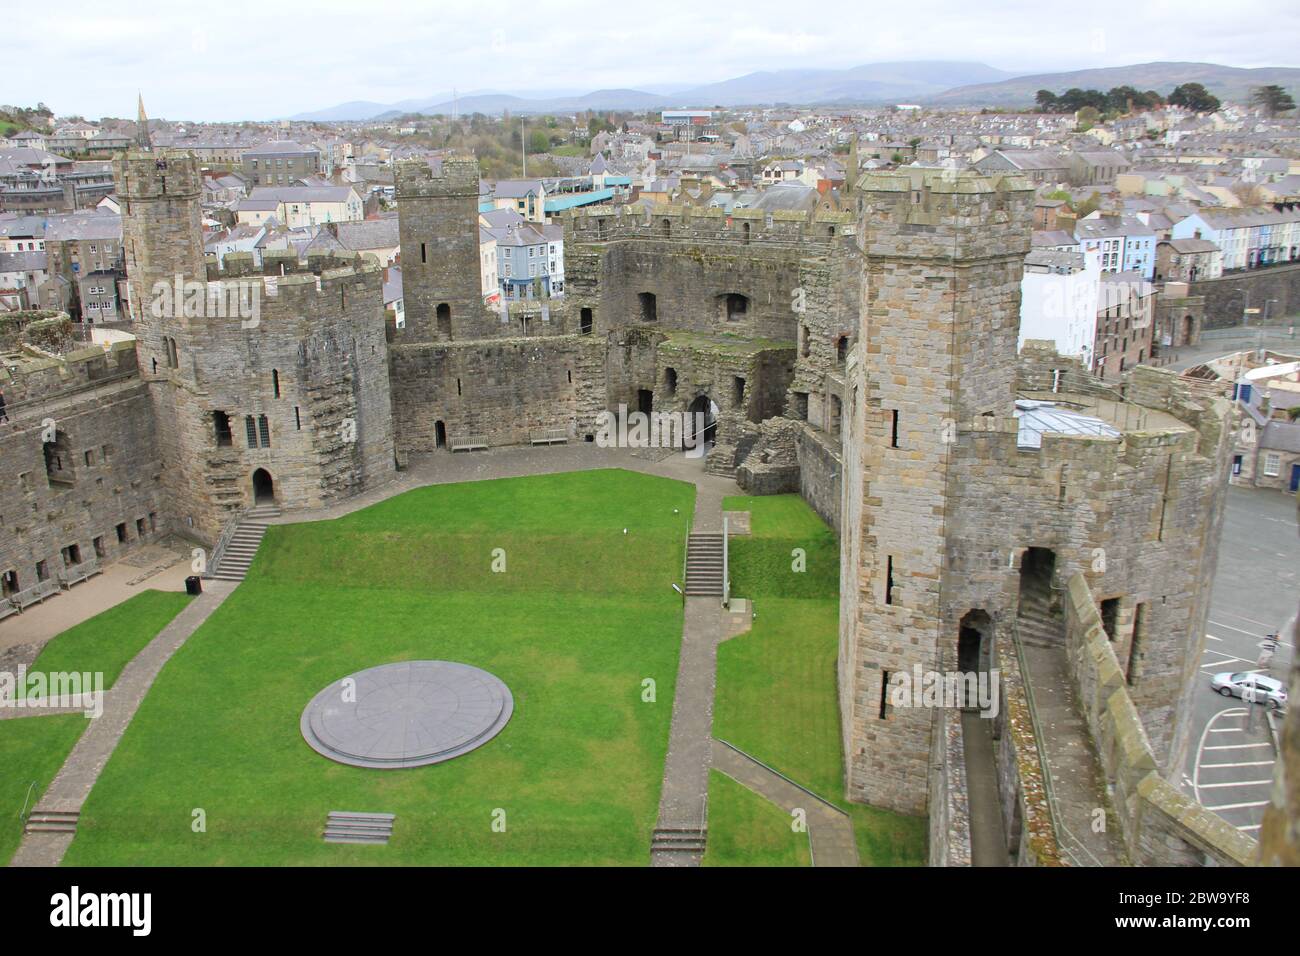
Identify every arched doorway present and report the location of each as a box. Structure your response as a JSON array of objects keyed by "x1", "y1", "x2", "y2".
[
  {"x1": 958, "y1": 609, "x2": 994, "y2": 710},
  {"x1": 252, "y1": 468, "x2": 275, "y2": 505},
  {"x1": 687, "y1": 394, "x2": 718, "y2": 449},
  {"x1": 1182, "y1": 314, "x2": 1195, "y2": 345}
]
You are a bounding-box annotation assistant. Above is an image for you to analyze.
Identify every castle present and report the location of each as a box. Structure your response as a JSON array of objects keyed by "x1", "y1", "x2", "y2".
[{"x1": 4, "y1": 128, "x2": 1279, "y2": 865}]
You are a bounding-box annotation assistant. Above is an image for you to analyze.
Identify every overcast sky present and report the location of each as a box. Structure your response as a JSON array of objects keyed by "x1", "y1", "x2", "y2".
[{"x1": 13, "y1": 0, "x2": 1300, "y2": 121}]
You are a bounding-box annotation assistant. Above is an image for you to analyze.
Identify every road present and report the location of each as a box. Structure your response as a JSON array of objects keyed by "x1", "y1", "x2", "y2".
[{"x1": 1181, "y1": 485, "x2": 1297, "y2": 837}]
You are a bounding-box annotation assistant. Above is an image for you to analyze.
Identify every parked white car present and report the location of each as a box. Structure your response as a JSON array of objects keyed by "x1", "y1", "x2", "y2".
[{"x1": 1210, "y1": 672, "x2": 1287, "y2": 710}]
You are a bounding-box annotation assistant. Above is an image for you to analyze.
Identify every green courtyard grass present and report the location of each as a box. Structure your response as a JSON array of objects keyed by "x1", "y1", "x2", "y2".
[
  {"x1": 63, "y1": 469, "x2": 694, "y2": 866},
  {"x1": 0, "y1": 715, "x2": 88, "y2": 865},
  {"x1": 714, "y1": 494, "x2": 927, "y2": 866},
  {"x1": 24, "y1": 590, "x2": 193, "y2": 693},
  {"x1": 701, "y1": 770, "x2": 810, "y2": 867}
]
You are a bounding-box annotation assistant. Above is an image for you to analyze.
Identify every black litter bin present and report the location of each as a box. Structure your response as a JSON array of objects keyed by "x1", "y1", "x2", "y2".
[{"x1": 185, "y1": 575, "x2": 202, "y2": 596}]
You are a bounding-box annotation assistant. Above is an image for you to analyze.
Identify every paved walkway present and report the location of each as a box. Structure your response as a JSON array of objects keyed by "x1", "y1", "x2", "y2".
[
  {"x1": 1019, "y1": 642, "x2": 1128, "y2": 866},
  {"x1": 9, "y1": 580, "x2": 235, "y2": 867},
  {"x1": 0, "y1": 542, "x2": 191, "y2": 669},
  {"x1": 711, "y1": 739, "x2": 859, "y2": 866},
  {"x1": 959, "y1": 710, "x2": 1011, "y2": 866},
  {"x1": 650, "y1": 462, "x2": 731, "y2": 866}
]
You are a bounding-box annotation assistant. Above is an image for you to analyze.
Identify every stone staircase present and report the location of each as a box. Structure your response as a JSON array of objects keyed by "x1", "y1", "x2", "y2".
[
  {"x1": 651, "y1": 825, "x2": 707, "y2": 857},
  {"x1": 1017, "y1": 572, "x2": 1063, "y2": 648},
  {"x1": 211, "y1": 506, "x2": 280, "y2": 582},
  {"x1": 685, "y1": 534, "x2": 724, "y2": 596},
  {"x1": 24, "y1": 807, "x2": 79, "y2": 836},
  {"x1": 323, "y1": 811, "x2": 395, "y2": 845}
]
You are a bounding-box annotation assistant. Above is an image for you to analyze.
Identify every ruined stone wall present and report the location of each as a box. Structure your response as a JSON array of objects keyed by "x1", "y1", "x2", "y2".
[
  {"x1": 794, "y1": 424, "x2": 842, "y2": 532},
  {"x1": 0, "y1": 347, "x2": 163, "y2": 594}
]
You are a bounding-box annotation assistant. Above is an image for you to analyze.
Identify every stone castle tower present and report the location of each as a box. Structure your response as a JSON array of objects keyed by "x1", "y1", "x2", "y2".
[
  {"x1": 839, "y1": 168, "x2": 1036, "y2": 813},
  {"x1": 394, "y1": 156, "x2": 485, "y2": 342},
  {"x1": 112, "y1": 121, "x2": 395, "y2": 543},
  {"x1": 114, "y1": 141, "x2": 211, "y2": 536}
]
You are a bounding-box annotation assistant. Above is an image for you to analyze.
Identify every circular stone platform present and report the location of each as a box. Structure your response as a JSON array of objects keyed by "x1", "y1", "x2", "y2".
[{"x1": 300, "y1": 661, "x2": 513, "y2": 769}]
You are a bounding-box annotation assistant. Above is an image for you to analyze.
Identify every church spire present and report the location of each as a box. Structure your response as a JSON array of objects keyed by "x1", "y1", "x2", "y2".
[{"x1": 136, "y1": 93, "x2": 152, "y2": 150}]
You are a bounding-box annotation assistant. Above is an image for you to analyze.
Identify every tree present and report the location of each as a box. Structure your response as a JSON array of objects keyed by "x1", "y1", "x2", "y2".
[
  {"x1": 527, "y1": 130, "x2": 549, "y2": 155},
  {"x1": 1035, "y1": 89, "x2": 1058, "y2": 112},
  {"x1": 1105, "y1": 86, "x2": 1141, "y2": 114},
  {"x1": 1168, "y1": 83, "x2": 1220, "y2": 113},
  {"x1": 1076, "y1": 106, "x2": 1101, "y2": 131},
  {"x1": 1251, "y1": 84, "x2": 1296, "y2": 116}
]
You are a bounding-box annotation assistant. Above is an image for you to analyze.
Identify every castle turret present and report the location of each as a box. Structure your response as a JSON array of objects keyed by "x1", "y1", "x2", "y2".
[
  {"x1": 839, "y1": 168, "x2": 1034, "y2": 814},
  {"x1": 394, "y1": 156, "x2": 485, "y2": 342}
]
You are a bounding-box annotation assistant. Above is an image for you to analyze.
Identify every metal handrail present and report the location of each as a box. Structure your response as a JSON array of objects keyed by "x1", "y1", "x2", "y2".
[
  {"x1": 18, "y1": 780, "x2": 36, "y2": 832},
  {"x1": 204, "y1": 509, "x2": 244, "y2": 579},
  {"x1": 722, "y1": 514, "x2": 730, "y2": 609}
]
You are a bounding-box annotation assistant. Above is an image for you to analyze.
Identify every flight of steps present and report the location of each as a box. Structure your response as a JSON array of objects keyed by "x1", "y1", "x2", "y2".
[
  {"x1": 685, "y1": 534, "x2": 724, "y2": 596},
  {"x1": 211, "y1": 506, "x2": 280, "y2": 582},
  {"x1": 1017, "y1": 573, "x2": 1063, "y2": 648},
  {"x1": 651, "y1": 825, "x2": 707, "y2": 857},
  {"x1": 323, "y1": 811, "x2": 395, "y2": 845},
  {"x1": 25, "y1": 807, "x2": 79, "y2": 836}
]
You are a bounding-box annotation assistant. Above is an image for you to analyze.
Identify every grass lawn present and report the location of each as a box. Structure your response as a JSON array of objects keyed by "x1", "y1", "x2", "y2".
[
  {"x1": 715, "y1": 494, "x2": 927, "y2": 866},
  {"x1": 64, "y1": 469, "x2": 694, "y2": 866},
  {"x1": 24, "y1": 590, "x2": 193, "y2": 693},
  {"x1": 0, "y1": 715, "x2": 88, "y2": 865},
  {"x1": 701, "y1": 770, "x2": 810, "y2": 867}
]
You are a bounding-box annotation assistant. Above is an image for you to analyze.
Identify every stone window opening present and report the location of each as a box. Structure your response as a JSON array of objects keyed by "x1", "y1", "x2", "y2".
[
  {"x1": 836, "y1": 335, "x2": 849, "y2": 365},
  {"x1": 659, "y1": 218, "x2": 671, "y2": 238},
  {"x1": 889, "y1": 409, "x2": 899, "y2": 448},
  {"x1": 44, "y1": 430, "x2": 76, "y2": 487},
  {"x1": 580, "y1": 307, "x2": 593, "y2": 334},
  {"x1": 272, "y1": 369, "x2": 281, "y2": 398},
  {"x1": 732, "y1": 376, "x2": 745, "y2": 407},
  {"x1": 61, "y1": 543, "x2": 82, "y2": 567},
  {"x1": 638, "y1": 292, "x2": 657, "y2": 323},
  {"x1": 92, "y1": 536, "x2": 105, "y2": 559},
  {"x1": 115, "y1": 522, "x2": 127, "y2": 543},
  {"x1": 214, "y1": 410, "x2": 233, "y2": 447},
  {"x1": 420, "y1": 243, "x2": 427, "y2": 264},
  {"x1": 437, "y1": 303, "x2": 451, "y2": 337},
  {"x1": 829, "y1": 393, "x2": 842, "y2": 437},
  {"x1": 884, "y1": 555, "x2": 895, "y2": 606},
  {"x1": 257, "y1": 415, "x2": 271, "y2": 448},
  {"x1": 1, "y1": 569, "x2": 16, "y2": 598},
  {"x1": 879, "y1": 669, "x2": 890, "y2": 720},
  {"x1": 799, "y1": 324, "x2": 810, "y2": 358},
  {"x1": 742, "y1": 222, "x2": 751, "y2": 244},
  {"x1": 719, "y1": 293, "x2": 748, "y2": 322},
  {"x1": 1127, "y1": 603, "x2": 1146, "y2": 685},
  {"x1": 245, "y1": 415, "x2": 258, "y2": 448},
  {"x1": 36, "y1": 560, "x2": 49, "y2": 583},
  {"x1": 665, "y1": 367, "x2": 677, "y2": 395},
  {"x1": 792, "y1": 392, "x2": 808, "y2": 421},
  {"x1": 294, "y1": 407, "x2": 301, "y2": 430}
]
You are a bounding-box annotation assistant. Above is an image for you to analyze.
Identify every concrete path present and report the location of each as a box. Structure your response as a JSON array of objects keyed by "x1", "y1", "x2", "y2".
[
  {"x1": 711, "y1": 739, "x2": 859, "y2": 867},
  {"x1": 9, "y1": 580, "x2": 235, "y2": 867},
  {"x1": 1019, "y1": 642, "x2": 1128, "y2": 866},
  {"x1": 650, "y1": 463, "x2": 730, "y2": 866},
  {"x1": 959, "y1": 710, "x2": 1011, "y2": 866}
]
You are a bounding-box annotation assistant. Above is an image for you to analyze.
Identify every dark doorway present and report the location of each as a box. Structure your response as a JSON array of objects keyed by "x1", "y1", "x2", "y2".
[
  {"x1": 638, "y1": 292, "x2": 657, "y2": 322},
  {"x1": 436, "y1": 303, "x2": 452, "y2": 337},
  {"x1": 719, "y1": 293, "x2": 748, "y2": 322},
  {"x1": 252, "y1": 468, "x2": 275, "y2": 505},
  {"x1": 687, "y1": 394, "x2": 717, "y2": 447},
  {"x1": 637, "y1": 389, "x2": 653, "y2": 416},
  {"x1": 1017, "y1": 547, "x2": 1059, "y2": 644},
  {"x1": 1100, "y1": 598, "x2": 1120, "y2": 641},
  {"x1": 435, "y1": 420, "x2": 447, "y2": 449},
  {"x1": 1182, "y1": 314, "x2": 1194, "y2": 345},
  {"x1": 580, "y1": 307, "x2": 593, "y2": 334},
  {"x1": 958, "y1": 609, "x2": 994, "y2": 710}
]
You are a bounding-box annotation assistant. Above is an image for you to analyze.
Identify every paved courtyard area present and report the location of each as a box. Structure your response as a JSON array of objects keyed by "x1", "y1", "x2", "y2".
[{"x1": 1181, "y1": 485, "x2": 1296, "y2": 838}]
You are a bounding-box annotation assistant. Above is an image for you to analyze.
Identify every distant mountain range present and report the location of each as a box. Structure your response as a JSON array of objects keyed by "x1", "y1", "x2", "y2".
[{"x1": 288, "y1": 60, "x2": 1300, "y2": 121}]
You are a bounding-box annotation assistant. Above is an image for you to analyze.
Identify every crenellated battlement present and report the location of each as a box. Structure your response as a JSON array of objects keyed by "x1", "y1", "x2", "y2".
[
  {"x1": 566, "y1": 200, "x2": 855, "y2": 250},
  {"x1": 395, "y1": 155, "x2": 481, "y2": 199},
  {"x1": 112, "y1": 148, "x2": 203, "y2": 201},
  {"x1": 856, "y1": 168, "x2": 1034, "y2": 260}
]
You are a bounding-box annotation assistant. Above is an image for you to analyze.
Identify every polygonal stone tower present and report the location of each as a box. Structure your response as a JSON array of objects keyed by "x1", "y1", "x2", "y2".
[
  {"x1": 394, "y1": 156, "x2": 484, "y2": 342},
  {"x1": 838, "y1": 168, "x2": 1034, "y2": 814},
  {"x1": 113, "y1": 142, "x2": 209, "y2": 534}
]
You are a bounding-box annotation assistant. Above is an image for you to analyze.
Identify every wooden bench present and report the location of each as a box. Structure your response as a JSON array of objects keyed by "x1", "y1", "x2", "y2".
[
  {"x1": 0, "y1": 601, "x2": 19, "y2": 622},
  {"x1": 59, "y1": 558, "x2": 103, "y2": 589},
  {"x1": 12, "y1": 579, "x2": 61, "y2": 611},
  {"x1": 529, "y1": 428, "x2": 568, "y2": 446},
  {"x1": 449, "y1": 434, "x2": 489, "y2": 452}
]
